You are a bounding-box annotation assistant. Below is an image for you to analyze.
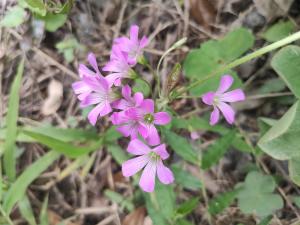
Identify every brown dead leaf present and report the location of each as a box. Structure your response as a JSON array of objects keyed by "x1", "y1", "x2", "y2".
[
  {"x1": 253, "y1": 0, "x2": 293, "y2": 21},
  {"x1": 189, "y1": 0, "x2": 218, "y2": 30},
  {"x1": 48, "y1": 210, "x2": 79, "y2": 225},
  {"x1": 122, "y1": 207, "x2": 146, "y2": 225},
  {"x1": 41, "y1": 79, "x2": 63, "y2": 116}
]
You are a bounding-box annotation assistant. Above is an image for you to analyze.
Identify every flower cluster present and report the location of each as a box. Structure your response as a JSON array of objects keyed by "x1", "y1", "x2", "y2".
[
  {"x1": 72, "y1": 25, "x2": 246, "y2": 192},
  {"x1": 72, "y1": 25, "x2": 174, "y2": 192}
]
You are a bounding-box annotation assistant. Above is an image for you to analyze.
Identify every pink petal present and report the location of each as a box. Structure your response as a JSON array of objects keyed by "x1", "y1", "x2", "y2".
[
  {"x1": 140, "y1": 36, "x2": 149, "y2": 48},
  {"x1": 130, "y1": 25, "x2": 139, "y2": 43},
  {"x1": 220, "y1": 89, "x2": 245, "y2": 102},
  {"x1": 145, "y1": 124, "x2": 160, "y2": 146},
  {"x1": 202, "y1": 92, "x2": 215, "y2": 106},
  {"x1": 190, "y1": 131, "x2": 200, "y2": 140},
  {"x1": 112, "y1": 99, "x2": 130, "y2": 110},
  {"x1": 154, "y1": 112, "x2": 171, "y2": 125},
  {"x1": 152, "y1": 144, "x2": 169, "y2": 160},
  {"x1": 139, "y1": 161, "x2": 157, "y2": 192},
  {"x1": 122, "y1": 85, "x2": 132, "y2": 100},
  {"x1": 210, "y1": 107, "x2": 220, "y2": 125},
  {"x1": 105, "y1": 73, "x2": 122, "y2": 87},
  {"x1": 127, "y1": 139, "x2": 151, "y2": 155},
  {"x1": 138, "y1": 123, "x2": 148, "y2": 139},
  {"x1": 72, "y1": 81, "x2": 90, "y2": 94},
  {"x1": 117, "y1": 124, "x2": 136, "y2": 138},
  {"x1": 141, "y1": 99, "x2": 154, "y2": 113},
  {"x1": 82, "y1": 75, "x2": 108, "y2": 92},
  {"x1": 133, "y1": 92, "x2": 144, "y2": 106},
  {"x1": 88, "y1": 53, "x2": 100, "y2": 73},
  {"x1": 87, "y1": 103, "x2": 104, "y2": 125},
  {"x1": 80, "y1": 93, "x2": 102, "y2": 107},
  {"x1": 99, "y1": 101, "x2": 112, "y2": 117},
  {"x1": 216, "y1": 75, "x2": 233, "y2": 94},
  {"x1": 78, "y1": 64, "x2": 94, "y2": 77},
  {"x1": 122, "y1": 155, "x2": 149, "y2": 177},
  {"x1": 156, "y1": 160, "x2": 174, "y2": 184},
  {"x1": 218, "y1": 102, "x2": 235, "y2": 124}
]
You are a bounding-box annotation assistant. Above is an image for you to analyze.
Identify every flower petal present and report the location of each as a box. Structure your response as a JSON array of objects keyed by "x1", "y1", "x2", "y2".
[
  {"x1": 127, "y1": 139, "x2": 151, "y2": 155},
  {"x1": 210, "y1": 107, "x2": 220, "y2": 125},
  {"x1": 145, "y1": 124, "x2": 160, "y2": 146},
  {"x1": 202, "y1": 92, "x2": 215, "y2": 105},
  {"x1": 87, "y1": 103, "x2": 104, "y2": 125},
  {"x1": 78, "y1": 64, "x2": 95, "y2": 77},
  {"x1": 218, "y1": 102, "x2": 235, "y2": 124},
  {"x1": 157, "y1": 160, "x2": 174, "y2": 184},
  {"x1": 122, "y1": 155, "x2": 149, "y2": 177},
  {"x1": 216, "y1": 75, "x2": 233, "y2": 94},
  {"x1": 80, "y1": 93, "x2": 102, "y2": 107},
  {"x1": 88, "y1": 52, "x2": 100, "y2": 73},
  {"x1": 130, "y1": 25, "x2": 139, "y2": 43},
  {"x1": 139, "y1": 161, "x2": 157, "y2": 192},
  {"x1": 133, "y1": 92, "x2": 144, "y2": 107},
  {"x1": 72, "y1": 81, "x2": 90, "y2": 95},
  {"x1": 122, "y1": 85, "x2": 132, "y2": 100},
  {"x1": 220, "y1": 89, "x2": 245, "y2": 102},
  {"x1": 152, "y1": 144, "x2": 169, "y2": 160},
  {"x1": 154, "y1": 112, "x2": 171, "y2": 125},
  {"x1": 140, "y1": 36, "x2": 149, "y2": 48},
  {"x1": 141, "y1": 99, "x2": 154, "y2": 113}
]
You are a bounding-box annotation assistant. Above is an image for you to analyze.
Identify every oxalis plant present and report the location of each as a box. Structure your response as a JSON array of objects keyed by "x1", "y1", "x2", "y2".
[{"x1": 3, "y1": 23, "x2": 300, "y2": 225}]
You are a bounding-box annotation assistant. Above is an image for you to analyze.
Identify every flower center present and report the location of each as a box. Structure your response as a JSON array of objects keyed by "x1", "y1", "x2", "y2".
[
  {"x1": 213, "y1": 96, "x2": 220, "y2": 105},
  {"x1": 143, "y1": 113, "x2": 154, "y2": 124},
  {"x1": 148, "y1": 152, "x2": 160, "y2": 161}
]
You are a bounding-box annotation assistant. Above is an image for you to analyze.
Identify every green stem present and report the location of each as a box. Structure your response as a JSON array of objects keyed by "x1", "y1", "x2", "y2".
[
  {"x1": 0, "y1": 205, "x2": 14, "y2": 225},
  {"x1": 171, "y1": 30, "x2": 300, "y2": 100}
]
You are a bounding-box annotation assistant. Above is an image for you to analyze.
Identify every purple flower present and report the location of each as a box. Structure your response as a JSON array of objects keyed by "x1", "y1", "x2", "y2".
[
  {"x1": 114, "y1": 25, "x2": 149, "y2": 65},
  {"x1": 202, "y1": 75, "x2": 245, "y2": 125},
  {"x1": 103, "y1": 46, "x2": 137, "y2": 86},
  {"x1": 113, "y1": 85, "x2": 144, "y2": 110},
  {"x1": 112, "y1": 99, "x2": 171, "y2": 145},
  {"x1": 122, "y1": 139, "x2": 174, "y2": 192},
  {"x1": 72, "y1": 54, "x2": 118, "y2": 125}
]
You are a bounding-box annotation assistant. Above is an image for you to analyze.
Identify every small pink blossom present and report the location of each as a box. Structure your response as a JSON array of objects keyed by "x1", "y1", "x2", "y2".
[
  {"x1": 114, "y1": 25, "x2": 149, "y2": 65},
  {"x1": 72, "y1": 54, "x2": 118, "y2": 125},
  {"x1": 202, "y1": 75, "x2": 245, "y2": 125},
  {"x1": 122, "y1": 139, "x2": 174, "y2": 192},
  {"x1": 111, "y1": 99, "x2": 171, "y2": 145},
  {"x1": 113, "y1": 85, "x2": 144, "y2": 110},
  {"x1": 103, "y1": 46, "x2": 137, "y2": 86}
]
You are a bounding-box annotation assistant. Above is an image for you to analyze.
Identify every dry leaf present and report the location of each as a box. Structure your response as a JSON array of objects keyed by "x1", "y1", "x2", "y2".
[
  {"x1": 253, "y1": 0, "x2": 293, "y2": 21},
  {"x1": 41, "y1": 79, "x2": 63, "y2": 116},
  {"x1": 48, "y1": 210, "x2": 79, "y2": 225},
  {"x1": 189, "y1": 0, "x2": 218, "y2": 30},
  {"x1": 122, "y1": 207, "x2": 146, "y2": 225}
]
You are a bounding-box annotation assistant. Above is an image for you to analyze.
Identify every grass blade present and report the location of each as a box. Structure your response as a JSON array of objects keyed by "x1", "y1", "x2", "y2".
[
  {"x1": 3, "y1": 151, "x2": 60, "y2": 213},
  {"x1": 3, "y1": 58, "x2": 24, "y2": 181},
  {"x1": 19, "y1": 196, "x2": 37, "y2": 225}
]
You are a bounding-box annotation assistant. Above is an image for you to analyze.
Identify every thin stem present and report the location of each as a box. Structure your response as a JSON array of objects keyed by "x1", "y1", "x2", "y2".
[
  {"x1": 171, "y1": 30, "x2": 300, "y2": 100},
  {"x1": 0, "y1": 205, "x2": 14, "y2": 225}
]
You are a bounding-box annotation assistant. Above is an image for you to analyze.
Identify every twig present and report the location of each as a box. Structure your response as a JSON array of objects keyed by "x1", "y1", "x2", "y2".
[
  {"x1": 113, "y1": 0, "x2": 128, "y2": 40},
  {"x1": 246, "y1": 92, "x2": 293, "y2": 100}
]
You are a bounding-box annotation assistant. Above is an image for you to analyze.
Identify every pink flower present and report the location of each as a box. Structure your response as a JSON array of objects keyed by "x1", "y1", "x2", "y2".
[
  {"x1": 103, "y1": 46, "x2": 137, "y2": 86},
  {"x1": 112, "y1": 99, "x2": 171, "y2": 145},
  {"x1": 113, "y1": 85, "x2": 144, "y2": 110},
  {"x1": 122, "y1": 139, "x2": 174, "y2": 192},
  {"x1": 72, "y1": 73, "x2": 117, "y2": 125},
  {"x1": 72, "y1": 53, "x2": 100, "y2": 101},
  {"x1": 114, "y1": 25, "x2": 149, "y2": 65},
  {"x1": 202, "y1": 75, "x2": 245, "y2": 125}
]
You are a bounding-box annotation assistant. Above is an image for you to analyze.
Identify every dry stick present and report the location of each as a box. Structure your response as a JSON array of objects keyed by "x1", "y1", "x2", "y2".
[
  {"x1": 246, "y1": 92, "x2": 293, "y2": 100},
  {"x1": 8, "y1": 29, "x2": 78, "y2": 80},
  {"x1": 113, "y1": 0, "x2": 128, "y2": 41},
  {"x1": 235, "y1": 123, "x2": 300, "y2": 221}
]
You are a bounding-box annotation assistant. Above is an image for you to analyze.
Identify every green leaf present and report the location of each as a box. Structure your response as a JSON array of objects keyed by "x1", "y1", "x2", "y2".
[
  {"x1": 258, "y1": 215, "x2": 273, "y2": 225},
  {"x1": 175, "y1": 198, "x2": 199, "y2": 218},
  {"x1": 38, "y1": 13, "x2": 67, "y2": 32},
  {"x1": 292, "y1": 195, "x2": 300, "y2": 208},
  {"x1": 19, "y1": 196, "x2": 37, "y2": 225},
  {"x1": 271, "y1": 45, "x2": 300, "y2": 98},
  {"x1": 208, "y1": 190, "x2": 238, "y2": 215},
  {"x1": 0, "y1": 6, "x2": 26, "y2": 27},
  {"x1": 237, "y1": 171, "x2": 283, "y2": 217},
  {"x1": 258, "y1": 101, "x2": 300, "y2": 160},
  {"x1": 177, "y1": 219, "x2": 194, "y2": 225},
  {"x1": 132, "y1": 78, "x2": 151, "y2": 97},
  {"x1": 57, "y1": 0, "x2": 74, "y2": 14},
  {"x1": 162, "y1": 129, "x2": 199, "y2": 165},
  {"x1": 3, "y1": 59, "x2": 24, "y2": 181},
  {"x1": 55, "y1": 37, "x2": 83, "y2": 62},
  {"x1": 183, "y1": 28, "x2": 254, "y2": 95},
  {"x1": 257, "y1": 78, "x2": 286, "y2": 94},
  {"x1": 144, "y1": 183, "x2": 175, "y2": 225},
  {"x1": 3, "y1": 151, "x2": 60, "y2": 213},
  {"x1": 201, "y1": 130, "x2": 236, "y2": 169},
  {"x1": 106, "y1": 145, "x2": 128, "y2": 165},
  {"x1": 23, "y1": 130, "x2": 103, "y2": 158},
  {"x1": 24, "y1": 0, "x2": 46, "y2": 16},
  {"x1": 104, "y1": 126, "x2": 122, "y2": 143},
  {"x1": 289, "y1": 157, "x2": 300, "y2": 186},
  {"x1": 263, "y1": 20, "x2": 295, "y2": 42},
  {"x1": 39, "y1": 195, "x2": 49, "y2": 225},
  {"x1": 172, "y1": 164, "x2": 202, "y2": 190}
]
